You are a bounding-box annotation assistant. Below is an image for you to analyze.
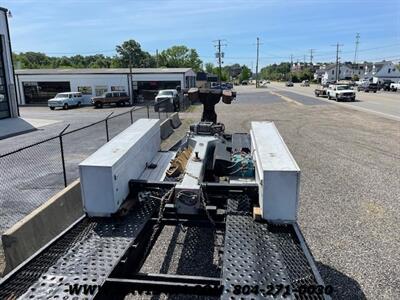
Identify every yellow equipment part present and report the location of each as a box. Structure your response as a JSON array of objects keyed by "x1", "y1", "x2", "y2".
[{"x1": 166, "y1": 147, "x2": 193, "y2": 177}]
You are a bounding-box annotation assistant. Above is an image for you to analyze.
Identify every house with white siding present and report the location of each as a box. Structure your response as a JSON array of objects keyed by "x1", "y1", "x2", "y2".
[
  {"x1": 315, "y1": 63, "x2": 361, "y2": 84},
  {"x1": 362, "y1": 61, "x2": 400, "y2": 83},
  {"x1": 314, "y1": 61, "x2": 400, "y2": 84}
]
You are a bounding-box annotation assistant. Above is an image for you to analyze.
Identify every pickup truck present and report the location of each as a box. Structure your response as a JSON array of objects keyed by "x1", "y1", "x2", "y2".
[
  {"x1": 327, "y1": 84, "x2": 356, "y2": 102},
  {"x1": 390, "y1": 81, "x2": 400, "y2": 91},
  {"x1": 314, "y1": 86, "x2": 327, "y2": 97},
  {"x1": 154, "y1": 89, "x2": 180, "y2": 112},
  {"x1": 357, "y1": 82, "x2": 378, "y2": 93},
  {"x1": 300, "y1": 80, "x2": 310, "y2": 87}
]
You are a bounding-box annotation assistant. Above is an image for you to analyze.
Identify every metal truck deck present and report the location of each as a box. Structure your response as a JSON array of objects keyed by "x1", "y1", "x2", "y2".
[{"x1": 0, "y1": 187, "x2": 326, "y2": 299}]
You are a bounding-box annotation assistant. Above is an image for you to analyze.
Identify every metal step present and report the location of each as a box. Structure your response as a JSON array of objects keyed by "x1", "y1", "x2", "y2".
[
  {"x1": 221, "y1": 215, "x2": 326, "y2": 299},
  {"x1": 0, "y1": 199, "x2": 157, "y2": 299}
]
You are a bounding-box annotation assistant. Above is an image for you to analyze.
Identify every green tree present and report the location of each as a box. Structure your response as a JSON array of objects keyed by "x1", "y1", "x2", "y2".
[
  {"x1": 239, "y1": 65, "x2": 251, "y2": 82},
  {"x1": 224, "y1": 63, "x2": 242, "y2": 78},
  {"x1": 204, "y1": 62, "x2": 214, "y2": 73},
  {"x1": 15, "y1": 52, "x2": 51, "y2": 68},
  {"x1": 260, "y1": 62, "x2": 291, "y2": 81},
  {"x1": 115, "y1": 39, "x2": 156, "y2": 68},
  {"x1": 158, "y1": 45, "x2": 202, "y2": 71},
  {"x1": 212, "y1": 66, "x2": 229, "y2": 81}
]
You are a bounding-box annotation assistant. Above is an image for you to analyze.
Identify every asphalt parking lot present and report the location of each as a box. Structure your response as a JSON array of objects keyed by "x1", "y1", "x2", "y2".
[
  {"x1": 268, "y1": 82, "x2": 400, "y2": 120},
  {"x1": 214, "y1": 85, "x2": 400, "y2": 299}
]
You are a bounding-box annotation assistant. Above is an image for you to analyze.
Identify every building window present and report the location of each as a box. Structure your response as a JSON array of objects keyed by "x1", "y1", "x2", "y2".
[
  {"x1": 22, "y1": 81, "x2": 71, "y2": 104},
  {"x1": 78, "y1": 86, "x2": 92, "y2": 95},
  {"x1": 185, "y1": 76, "x2": 196, "y2": 88},
  {"x1": 331, "y1": 70, "x2": 334, "y2": 75},
  {"x1": 95, "y1": 86, "x2": 108, "y2": 96},
  {"x1": 111, "y1": 86, "x2": 125, "y2": 91}
]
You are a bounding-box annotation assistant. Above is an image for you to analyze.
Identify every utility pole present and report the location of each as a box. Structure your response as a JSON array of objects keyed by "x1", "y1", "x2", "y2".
[
  {"x1": 213, "y1": 39, "x2": 226, "y2": 86},
  {"x1": 332, "y1": 43, "x2": 343, "y2": 83},
  {"x1": 309, "y1": 49, "x2": 315, "y2": 64},
  {"x1": 129, "y1": 53, "x2": 133, "y2": 105},
  {"x1": 156, "y1": 49, "x2": 159, "y2": 68},
  {"x1": 353, "y1": 33, "x2": 360, "y2": 78},
  {"x1": 255, "y1": 37, "x2": 261, "y2": 87},
  {"x1": 353, "y1": 33, "x2": 360, "y2": 64}
]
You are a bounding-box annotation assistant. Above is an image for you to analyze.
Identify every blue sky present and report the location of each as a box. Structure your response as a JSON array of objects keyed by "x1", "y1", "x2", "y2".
[{"x1": 2, "y1": 0, "x2": 400, "y2": 70}]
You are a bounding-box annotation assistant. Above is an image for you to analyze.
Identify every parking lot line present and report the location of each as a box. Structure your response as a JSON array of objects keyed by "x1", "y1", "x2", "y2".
[{"x1": 269, "y1": 91, "x2": 304, "y2": 106}]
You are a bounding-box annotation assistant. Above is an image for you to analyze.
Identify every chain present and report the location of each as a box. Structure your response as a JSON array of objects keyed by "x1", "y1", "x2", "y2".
[
  {"x1": 141, "y1": 187, "x2": 174, "y2": 263},
  {"x1": 199, "y1": 186, "x2": 216, "y2": 227},
  {"x1": 200, "y1": 186, "x2": 223, "y2": 264}
]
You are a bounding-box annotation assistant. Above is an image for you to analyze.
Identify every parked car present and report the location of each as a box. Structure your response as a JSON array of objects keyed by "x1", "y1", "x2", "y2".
[
  {"x1": 300, "y1": 80, "x2": 310, "y2": 87},
  {"x1": 379, "y1": 80, "x2": 393, "y2": 91},
  {"x1": 390, "y1": 81, "x2": 400, "y2": 91},
  {"x1": 154, "y1": 89, "x2": 180, "y2": 112},
  {"x1": 327, "y1": 85, "x2": 356, "y2": 101},
  {"x1": 212, "y1": 83, "x2": 230, "y2": 90},
  {"x1": 48, "y1": 92, "x2": 83, "y2": 110},
  {"x1": 91, "y1": 91, "x2": 130, "y2": 108},
  {"x1": 314, "y1": 86, "x2": 328, "y2": 97},
  {"x1": 357, "y1": 82, "x2": 378, "y2": 93},
  {"x1": 225, "y1": 82, "x2": 233, "y2": 89},
  {"x1": 285, "y1": 81, "x2": 294, "y2": 87},
  {"x1": 210, "y1": 82, "x2": 219, "y2": 88}
]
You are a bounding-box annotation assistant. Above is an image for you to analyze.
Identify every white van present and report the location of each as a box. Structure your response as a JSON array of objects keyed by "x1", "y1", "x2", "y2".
[{"x1": 48, "y1": 92, "x2": 83, "y2": 110}]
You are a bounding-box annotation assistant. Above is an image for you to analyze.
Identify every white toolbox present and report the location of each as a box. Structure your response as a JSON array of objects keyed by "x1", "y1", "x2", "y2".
[
  {"x1": 79, "y1": 119, "x2": 160, "y2": 216},
  {"x1": 251, "y1": 121, "x2": 300, "y2": 222}
]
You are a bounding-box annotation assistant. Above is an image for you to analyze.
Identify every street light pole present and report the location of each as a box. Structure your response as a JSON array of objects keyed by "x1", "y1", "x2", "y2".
[
  {"x1": 129, "y1": 53, "x2": 133, "y2": 106},
  {"x1": 255, "y1": 37, "x2": 260, "y2": 88}
]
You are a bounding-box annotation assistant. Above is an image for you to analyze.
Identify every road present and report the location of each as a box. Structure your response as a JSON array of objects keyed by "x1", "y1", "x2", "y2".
[
  {"x1": 267, "y1": 82, "x2": 400, "y2": 120},
  {"x1": 212, "y1": 85, "x2": 399, "y2": 299}
]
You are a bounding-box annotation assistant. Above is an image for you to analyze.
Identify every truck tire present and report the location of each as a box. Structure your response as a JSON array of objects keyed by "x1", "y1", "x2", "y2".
[
  {"x1": 315, "y1": 92, "x2": 319, "y2": 97},
  {"x1": 95, "y1": 102, "x2": 103, "y2": 108},
  {"x1": 50, "y1": 107, "x2": 55, "y2": 110},
  {"x1": 335, "y1": 95, "x2": 339, "y2": 102},
  {"x1": 63, "y1": 104, "x2": 69, "y2": 110},
  {"x1": 373, "y1": 91, "x2": 376, "y2": 93},
  {"x1": 328, "y1": 94, "x2": 331, "y2": 100},
  {"x1": 119, "y1": 101, "x2": 125, "y2": 107},
  {"x1": 77, "y1": 102, "x2": 81, "y2": 108}
]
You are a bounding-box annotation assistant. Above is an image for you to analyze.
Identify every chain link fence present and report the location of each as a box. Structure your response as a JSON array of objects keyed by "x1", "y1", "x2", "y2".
[{"x1": 0, "y1": 104, "x2": 175, "y2": 234}]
